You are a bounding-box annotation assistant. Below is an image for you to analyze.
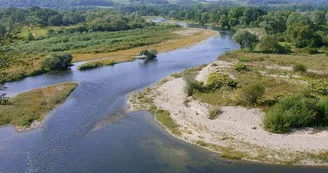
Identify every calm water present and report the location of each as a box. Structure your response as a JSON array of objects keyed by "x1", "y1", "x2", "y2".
[{"x1": 1, "y1": 29, "x2": 327, "y2": 172}]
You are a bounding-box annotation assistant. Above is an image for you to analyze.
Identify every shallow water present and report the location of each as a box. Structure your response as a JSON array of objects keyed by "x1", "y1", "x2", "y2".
[{"x1": 1, "y1": 29, "x2": 327, "y2": 172}]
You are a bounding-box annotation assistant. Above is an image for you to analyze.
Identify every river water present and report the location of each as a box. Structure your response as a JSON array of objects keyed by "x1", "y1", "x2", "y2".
[{"x1": 1, "y1": 28, "x2": 327, "y2": 172}]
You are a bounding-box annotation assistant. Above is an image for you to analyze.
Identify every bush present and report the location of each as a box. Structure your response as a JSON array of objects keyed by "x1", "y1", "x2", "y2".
[
  {"x1": 264, "y1": 90, "x2": 320, "y2": 133},
  {"x1": 40, "y1": 52, "x2": 73, "y2": 71},
  {"x1": 319, "y1": 98, "x2": 328, "y2": 122},
  {"x1": 258, "y1": 35, "x2": 290, "y2": 54},
  {"x1": 208, "y1": 108, "x2": 222, "y2": 120},
  {"x1": 310, "y1": 79, "x2": 328, "y2": 96},
  {"x1": 207, "y1": 73, "x2": 237, "y2": 90},
  {"x1": 184, "y1": 77, "x2": 201, "y2": 96},
  {"x1": 234, "y1": 62, "x2": 249, "y2": 72},
  {"x1": 139, "y1": 49, "x2": 158, "y2": 59},
  {"x1": 306, "y1": 48, "x2": 319, "y2": 54},
  {"x1": 293, "y1": 63, "x2": 307, "y2": 72},
  {"x1": 239, "y1": 83, "x2": 265, "y2": 105},
  {"x1": 78, "y1": 61, "x2": 104, "y2": 70}
]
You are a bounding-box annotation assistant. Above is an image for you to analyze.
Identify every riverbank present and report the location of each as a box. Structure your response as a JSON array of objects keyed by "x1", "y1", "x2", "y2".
[
  {"x1": 128, "y1": 51, "x2": 328, "y2": 166},
  {"x1": 77, "y1": 28, "x2": 216, "y2": 70},
  {"x1": 0, "y1": 82, "x2": 78, "y2": 132}
]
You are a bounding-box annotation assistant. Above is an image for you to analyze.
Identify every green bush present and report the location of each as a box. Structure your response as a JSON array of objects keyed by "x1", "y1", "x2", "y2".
[
  {"x1": 258, "y1": 35, "x2": 290, "y2": 54},
  {"x1": 206, "y1": 73, "x2": 237, "y2": 90},
  {"x1": 239, "y1": 83, "x2": 265, "y2": 105},
  {"x1": 208, "y1": 108, "x2": 222, "y2": 120},
  {"x1": 293, "y1": 63, "x2": 307, "y2": 72},
  {"x1": 319, "y1": 98, "x2": 328, "y2": 122},
  {"x1": 40, "y1": 52, "x2": 73, "y2": 71},
  {"x1": 306, "y1": 48, "x2": 319, "y2": 54},
  {"x1": 78, "y1": 61, "x2": 104, "y2": 70},
  {"x1": 234, "y1": 62, "x2": 249, "y2": 72},
  {"x1": 310, "y1": 79, "x2": 328, "y2": 96},
  {"x1": 139, "y1": 49, "x2": 158, "y2": 59},
  {"x1": 264, "y1": 90, "x2": 320, "y2": 133},
  {"x1": 184, "y1": 77, "x2": 201, "y2": 96}
]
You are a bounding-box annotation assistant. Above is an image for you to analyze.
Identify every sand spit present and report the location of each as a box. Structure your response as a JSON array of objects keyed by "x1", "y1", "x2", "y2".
[{"x1": 128, "y1": 60, "x2": 328, "y2": 166}]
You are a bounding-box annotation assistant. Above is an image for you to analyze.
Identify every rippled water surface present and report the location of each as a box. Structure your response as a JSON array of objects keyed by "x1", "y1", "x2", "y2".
[{"x1": 1, "y1": 29, "x2": 327, "y2": 172}]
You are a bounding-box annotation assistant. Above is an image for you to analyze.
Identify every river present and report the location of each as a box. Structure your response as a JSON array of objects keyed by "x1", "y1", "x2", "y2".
[{"x1": 1, "y1": 26, "x2": 327, "y2": 172}]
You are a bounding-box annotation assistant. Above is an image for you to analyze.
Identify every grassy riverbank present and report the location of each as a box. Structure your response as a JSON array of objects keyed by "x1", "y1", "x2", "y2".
[{"x1": 0, "y1": 82, "x2": 78, "y2": 130}]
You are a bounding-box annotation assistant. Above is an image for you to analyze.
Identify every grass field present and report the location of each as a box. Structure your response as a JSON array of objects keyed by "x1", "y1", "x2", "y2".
[
  {"x1": 21, "y1": 26, "x2": 78, "y2": 39},
  {"x1": 1, "y1": 25, "x2": 189, "y2": 83},
  {"x1": 220, "y1": 51, "x2": 328, "y2": 72},
  {"x1": 0, "y1": 82, "x2": 78, "y2": 128},
  {"x1": 77, "y1": 28, "x2": 215, "y2": 70}
]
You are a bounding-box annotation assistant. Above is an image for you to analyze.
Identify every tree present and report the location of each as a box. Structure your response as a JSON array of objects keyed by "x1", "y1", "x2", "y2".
[
  {"x1": 228, "y1": 7, "x2": 244, "y2": 27},
  {"x1": 0, "y1": 84, "x2": 8, "y2": 105},
  {"x1": 259, "y1": 11, "x2": 288, "y2": 34},
  {"x1": 310, "y1": 10, "x2": 325, "y2": 26},
  {"x1": 219, "y1": 14, "x2": 229, "y2": 28},
  {"x1": 258, "y1": 35, "x2": 290, "y2": 54},
  {"x1": 48, "y1": 15, "x2": 63, "y2": 26},
  {"x1": 286, "y1": 22, "x2": 323, "y2": 48},
  {"x1": 232, "y1": 30, "x2": 259, "y2": 51},
  {"x1": 40, "y1": 52, "x2": 73, "y2": 71},
  {"x1": 27, "y1": 32, "x2": 34, "y2": 41}
]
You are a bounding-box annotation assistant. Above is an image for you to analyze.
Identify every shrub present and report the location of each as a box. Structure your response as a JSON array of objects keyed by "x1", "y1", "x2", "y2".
[
  {"x1": 318, "y1": 98, "x2": 328, "y2": 123},
  {"x1": 207, "y1": 73, "x2": 237, "y2": 90},
  {"x1": 310, "y1": 79, "x2": 328, "y2": 96},
  {"x1": 239, "y1": 83, "x2": 265, "y2": 105},
  {"x1": 258, "y1": 35, "x2": 290, "y2": 54},
  {"x1": 306, "y1": 48, "x2": 319, "y2": 54},
  {"x1": 264, "y1": 90, "x2": 320, "y2": 133},
  {"x1": 40, "y1": 52, "x2": 73, "y2": 71},
  {"x1": 234, "y1": 62, "x2": 249, "y2": 72},
  {"x1": 184, "y1": 77, "x2": 201, "y2": 96},
  {"x1": 238, "y1": 57, "x2": 250, "y2": 62},
  {"x1": 78, "y1": 61, "x2": 104, "y2": 70},
  {"x1": 139, "y1": 49, "x2": 158, "y2": 59},
  {"x1": 293, "y1": 63, "x2": 307, "y2": 72},
  {"x1": 208, "y1": 108, "x2": 222, "y2": 120}
]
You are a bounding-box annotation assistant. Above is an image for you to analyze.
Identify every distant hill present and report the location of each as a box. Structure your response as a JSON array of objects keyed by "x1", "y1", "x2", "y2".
[
  {"x1": 0, "y1": 0, "x2": 327, "y2": 9},
  {"x1": 0, "y1": 0, "x2": 114, "y2": 8}
]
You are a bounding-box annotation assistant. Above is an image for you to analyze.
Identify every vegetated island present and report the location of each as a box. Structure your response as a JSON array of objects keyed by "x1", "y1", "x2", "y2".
[
  {"x1": 0, "y1": 82, "x2": 78, "y2": 132},
  {"x1": 128, "y1": 51, "x2": 328, "y2": 166}
]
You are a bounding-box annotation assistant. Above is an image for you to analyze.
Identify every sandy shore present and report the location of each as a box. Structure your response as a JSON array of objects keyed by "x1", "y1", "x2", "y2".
[{"x1": 128, "y1": 60, "x2": 328, "y2": 166}]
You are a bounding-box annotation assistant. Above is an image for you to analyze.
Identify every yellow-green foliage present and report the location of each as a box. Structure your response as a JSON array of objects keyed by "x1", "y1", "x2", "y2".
[
  {"x1": 0, "y1": 82, "x2": 78, "y2": 127},
  {"x1": 78, "y1": 61, "x2": 105, "y2": 70},
  {"x1": 233, "y1": 62, "x2": 249, "y2": 72},
  {"x1": 293, "y1": 63, "x2": 307, "y2": 72},
  {"x1": 239, "y1": 83, "x2": 265, "y2": 105},
  {"x1": 207, "y1": 73, "x2": 237, "y2": 89}
]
